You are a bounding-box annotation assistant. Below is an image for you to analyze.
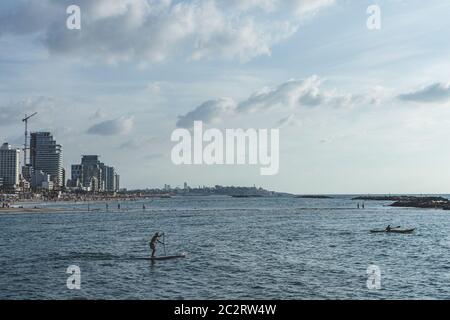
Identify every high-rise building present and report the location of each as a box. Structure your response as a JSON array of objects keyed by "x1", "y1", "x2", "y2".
[
  {"x1": 114, "y1": 173, "x2": 120, "y2": 192},
  {"x1": 81, "y1": 155, "x2": 102, "y2": 191},
  {"x1": 71, "y1": 164, "x2": 83, "y2": 180},
  {"x1": 70, "y1": 155, "x2": 119, "y2": 192},
  {"x1": 30, "y1": 132, "x2": 63, "y2": 187},
  {"x1": 0, "y1": 143, "x2": 20, "y2": 190},
  {"x1": 106, "y1": 166, "x2": 116, "y2": 192}
]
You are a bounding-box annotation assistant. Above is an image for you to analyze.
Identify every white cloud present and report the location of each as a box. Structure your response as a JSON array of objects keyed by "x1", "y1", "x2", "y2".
[
  {"x1": 176, "y1": 98, "x2": 236, "y2": 128},
  {"x1": 0, "y1": 0, "x2": 334, "y2": 64},
  {"x1": 176, "y1": 76, "x2": 372, "y2": 128},
  {"x1": 237, "y1": 76, "x2": 362, "y2": 113},
  {"x1": 223, "y1": 0, "x2": 335, "y2": 16},
  {"x1": 398, "y1": 82, "x2": 450, "y2": 103},
  {"x1": 288, "y1": 0, "x2": 335, "y2": 17},
  {"x1": 87, "y1": 117, "x2": 134, "y2": 135}
]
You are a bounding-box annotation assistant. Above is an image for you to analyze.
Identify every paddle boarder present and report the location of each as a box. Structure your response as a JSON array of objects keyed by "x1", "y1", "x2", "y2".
[{"x1": 149, "y1": 232, "x2": 164, "y2": 257}]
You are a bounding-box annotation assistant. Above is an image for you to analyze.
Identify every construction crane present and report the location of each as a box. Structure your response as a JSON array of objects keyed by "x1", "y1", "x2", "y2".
[{"x1": 22, "y1": 112, "x2": 37, "y2": 167}]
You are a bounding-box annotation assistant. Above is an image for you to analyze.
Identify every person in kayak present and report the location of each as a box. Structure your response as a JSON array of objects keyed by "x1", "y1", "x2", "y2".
[
  {"x1": 386, "y1": 225, "x2": 392, "y2": 232},
  {"x1": 149, "y1": 232, "x2": 164, "y2": 257}
]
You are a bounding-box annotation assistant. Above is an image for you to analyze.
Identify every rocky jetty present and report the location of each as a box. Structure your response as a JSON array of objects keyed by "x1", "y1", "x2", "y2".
[
  {"x1": 352, "y1": 195, "x2": 450, "y2": 210},
  {"x1": 352, "y1": 195, "x2": 416, "y2": 201},
  {"x1": 390, "y1": 196, "x2": 450, "y2": 210}
]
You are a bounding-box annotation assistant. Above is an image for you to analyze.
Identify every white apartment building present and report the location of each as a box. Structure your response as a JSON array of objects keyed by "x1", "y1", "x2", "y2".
[{"x1": 0, "y1": 143, "x2": 20, "y2": 189}]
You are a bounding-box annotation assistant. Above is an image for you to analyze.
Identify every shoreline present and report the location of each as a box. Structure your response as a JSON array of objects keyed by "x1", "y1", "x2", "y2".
[{"x1": 0, "y1": 207, "x2": 65, "y2": 214}]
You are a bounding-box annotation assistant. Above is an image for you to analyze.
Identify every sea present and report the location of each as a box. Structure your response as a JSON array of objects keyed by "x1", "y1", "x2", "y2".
[{"x1": 1, "y1": 195, "x2": 450, "y2": 300}]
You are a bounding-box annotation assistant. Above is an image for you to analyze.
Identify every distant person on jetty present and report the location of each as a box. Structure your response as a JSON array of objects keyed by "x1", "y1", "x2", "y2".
[
  {"x1": 362, "y1": 203, "x2": 365, "y2": 209},
  {"x1": 149, "y1": 232, "x2": 164, "y2": 257},
  {"x1": 357, "y1": 203, "x2": 360, "y2": 209}
]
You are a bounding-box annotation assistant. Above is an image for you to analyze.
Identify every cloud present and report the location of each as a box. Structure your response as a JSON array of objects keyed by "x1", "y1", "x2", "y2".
[
  {"x1": 87, "y1": 117, "x2": 134, "y2": 136},
  {"x1": 288, "y1": 0, "x2": 335, "y2": 17},
  {"x1": 176, "y1": 76, "x2": 369, "y2": 128},
  {"x1": 275, "y1": 114, "x2": 298, "y2": 128},
  {"x1": 237, "y1": 76, "x2": 323, "y2": 112},
  {"x1": 398, "y1": 82, "x2": 450, "y2": 103},
  {"x1": 237, "y1": 76, "x2": 361, "y2": 113},
  {"x1": 0, "y1": 0, "x2": 334, "y2": 64},
  {"x1": 225, "y1": 0, "x2": 335, "y2": 16},
  {"x1": 0, "y1": 96, "x2": 56, "y2": 126},
  {"x1": 176, "y1": 98, "x2": 236, "y2": 128}
]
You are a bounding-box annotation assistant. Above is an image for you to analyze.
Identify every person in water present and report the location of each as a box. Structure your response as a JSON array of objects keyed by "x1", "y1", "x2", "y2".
[{"x1": 149, "y1": 232, "x2": 164, "y2": 257}]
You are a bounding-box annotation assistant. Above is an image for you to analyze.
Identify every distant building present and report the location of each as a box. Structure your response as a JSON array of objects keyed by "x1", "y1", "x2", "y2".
[
  {"x1": 30, "y1": 132, "x2": 63, "y2": 188},
  {"x1": 81, "y1": 155, "x2": 102, "y2": 191},
  {"x1": 21, "y1": 164, "x2": 34, "y2": 182},
  {"x1": 0, "y1": 143, "x2": 20, "y2": 190},
  {"x1": 31, "y1": 170, "x2": 53, "y2": 190},
  {"x1": 114, "y1": 173, "x2": 120, "y2": 192},
  {"x1": 106, "y1": 166, "x2": 117, "y2": 192},
  {"x1": 71, "y1": 164, "x2": 83, "y2": 184},
  {"x1": 70, "y1": 155, "x2": 119, "y2": 192}
]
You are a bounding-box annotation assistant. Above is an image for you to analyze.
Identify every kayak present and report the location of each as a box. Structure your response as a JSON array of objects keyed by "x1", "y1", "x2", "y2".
[{"x1": 370, "y1": 228, "x2": 415, "y2": 234}]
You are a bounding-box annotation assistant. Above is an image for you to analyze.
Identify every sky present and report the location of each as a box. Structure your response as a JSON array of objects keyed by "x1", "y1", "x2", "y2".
[{"x1": 1, "y1": 0, "x2": 450, "y2": 194}]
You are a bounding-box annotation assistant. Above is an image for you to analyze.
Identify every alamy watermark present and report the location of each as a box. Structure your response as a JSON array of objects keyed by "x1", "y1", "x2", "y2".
[
  {"x1": 171, "y1": 121, "x2": 279, "y2": 176},
  {"x1": 367, "y1": 5, "x2": 381, "y2": 30},
  {"x1": 367, "y1": 265, "x2": 381, "y2": 290},
  {"x1": 66, "y1": 265, "x2": 81, "y2": 290},
  {"x1": 66, "y1": 5, "x2": 81, "y2": 30}
]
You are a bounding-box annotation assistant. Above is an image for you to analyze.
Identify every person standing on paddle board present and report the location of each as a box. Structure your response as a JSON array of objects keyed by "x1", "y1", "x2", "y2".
[{"x1": 149, "y1": 232, "x2": 164, "y2": 257}]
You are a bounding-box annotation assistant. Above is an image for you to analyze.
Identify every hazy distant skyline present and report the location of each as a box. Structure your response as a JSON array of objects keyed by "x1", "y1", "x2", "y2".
[{"x1": 1, "y1": 0, "x2": 450, "y2": 194}]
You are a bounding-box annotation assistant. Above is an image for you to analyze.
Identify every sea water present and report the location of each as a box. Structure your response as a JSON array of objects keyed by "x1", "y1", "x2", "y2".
[{"x1": 1, "y1": 195, "x2": 450, "y2": 299}]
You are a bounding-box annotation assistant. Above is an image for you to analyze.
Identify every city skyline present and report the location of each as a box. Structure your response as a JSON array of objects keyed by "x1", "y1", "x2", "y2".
[
  {"x1": 1, "y1": 1, "x2": 450, "y2": 193},
  {"x1": 0, "y1": 128, "x2": 121, "y2": 193}
]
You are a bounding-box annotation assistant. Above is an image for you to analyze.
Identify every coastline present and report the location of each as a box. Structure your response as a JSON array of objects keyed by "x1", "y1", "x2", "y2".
[{"x1": 0, "y1": 207, "x2": 65, "y2": 214}]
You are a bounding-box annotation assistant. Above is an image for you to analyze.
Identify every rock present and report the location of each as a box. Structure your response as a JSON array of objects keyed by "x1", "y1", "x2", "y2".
[
  {"x1": 352, "y1": 196, "x2": 417, "y2": 201},
  {"x1": 390, "y1": 196, "x2": 450, "y2": 209}
]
